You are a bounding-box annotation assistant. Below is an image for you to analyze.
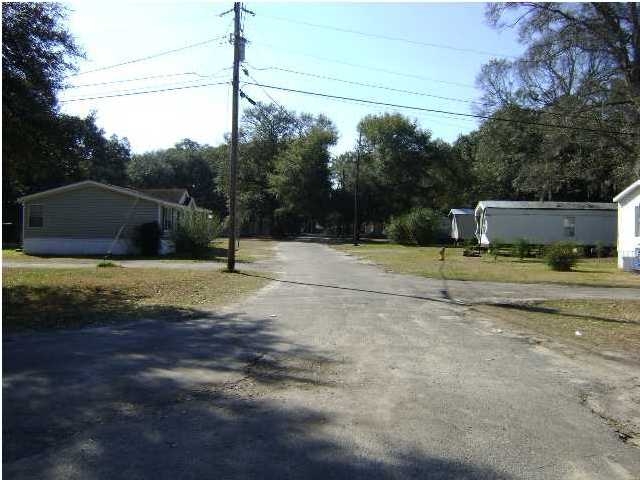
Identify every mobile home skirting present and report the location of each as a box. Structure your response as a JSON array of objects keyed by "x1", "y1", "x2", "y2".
[{"x1": 23, "y1": 238, "x2": 176, "y2": 256}]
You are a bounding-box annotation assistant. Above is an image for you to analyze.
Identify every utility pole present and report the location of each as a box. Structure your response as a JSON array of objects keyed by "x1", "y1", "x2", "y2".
[
  {"x1": 227, "y1": 2, "x2": 241, "y2": 272},
  {"x1": 353, "y1": 132, "x2": 362, "y2": 246}
]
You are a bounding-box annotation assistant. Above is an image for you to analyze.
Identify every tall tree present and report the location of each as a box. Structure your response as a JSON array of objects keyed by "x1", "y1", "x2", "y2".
[{"x1": 3, "y1": 2, "x2": 82, "y2": 219}]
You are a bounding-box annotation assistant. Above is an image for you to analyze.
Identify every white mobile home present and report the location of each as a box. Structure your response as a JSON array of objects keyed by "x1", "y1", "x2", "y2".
[
  {"x1": 448, "y1": 208, "x2": 475, "y2": 241},
  {"x1": 17, "y1": 180, "x2": 207, "y2": 256},
  {"x1": 613, "y1": 180, "x2": 640, "y2": 271},
  {"x1": 474, "y1": 201, "x2": 617, "y2": 246}
]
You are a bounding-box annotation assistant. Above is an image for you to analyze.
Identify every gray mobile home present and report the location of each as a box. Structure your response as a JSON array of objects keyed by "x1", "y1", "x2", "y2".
[
  {"x1": 474, "y1": 201, "x2": 617, "y2": 246},
  {"x1": 18, "y1": 180, "x2": 208, "y2": 255},
  {"x1": 448, "y1": 208, "x2": 475, "y2": 241}
]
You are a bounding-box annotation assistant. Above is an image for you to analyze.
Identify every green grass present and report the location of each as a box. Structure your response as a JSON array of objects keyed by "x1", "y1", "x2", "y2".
[
  {"x1": 475, "y1": 299, "x2": 640, "y2": 359},
  {"x1": 2, "y1": 267, "x2": 267, "y2": 332},
  {"x1": 2, "y1": 237, "x2": 276, "y2": 264},
  {"x1": 333, "y1": 243, "x2": 639, "y2": 288}
]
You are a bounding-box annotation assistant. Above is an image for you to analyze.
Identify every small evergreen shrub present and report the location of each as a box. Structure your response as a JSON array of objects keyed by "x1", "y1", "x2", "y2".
[
  {"x1": 386, "y1": 207, "x2": 440, "y2": 246},
  {"x1": 546, "y1": 241, "x2": 579, "y2": 271},
  {"x1": 134, "y1": 221, "x2": 161, "y2": 256},
  {"x1": 173, "y1": 210, "x2": 222, "y2": 258},
  {"x1": 595, "y1": 241, "x2": 606, "y2": 259},
  {"x1": 512, "y1": 238, "x2": 530, "y2": 260},
  {"x1": 386, "y1": 215, "x2": 413, "y2": 245}
]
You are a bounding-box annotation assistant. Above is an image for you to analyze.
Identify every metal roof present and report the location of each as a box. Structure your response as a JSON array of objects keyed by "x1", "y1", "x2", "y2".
[
  {"x1": 448, "y1": 208, "x2": 474, "y2": 216},
  {"x1": 18, "y1": 180, "x2": 207, "y2": 212},
  {"x1": 137, "y1": 188, "x2": 189, "y2": 205},
  {"x1": 476, "y1": 200, "x2": 616, "y2": 211}
]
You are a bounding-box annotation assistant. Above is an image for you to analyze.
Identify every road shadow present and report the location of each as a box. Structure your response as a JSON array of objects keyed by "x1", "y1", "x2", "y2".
[
  {"x1": 3, "y1": 308, "x2": 510, "y2": 479},
  {"x1": 484, "y1": 302, "x2": 640, "y2": 325},
  {"x1": 2, "y1": 284, "x2": 204, "y2": 333},
  {"x1": 236, "y1": 272, "x2": 461, "y2": 305}
]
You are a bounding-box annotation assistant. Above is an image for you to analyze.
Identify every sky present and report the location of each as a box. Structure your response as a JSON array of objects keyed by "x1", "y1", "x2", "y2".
[{"x1": 60, "y1": 2, "x2": 525, "y2": 155}]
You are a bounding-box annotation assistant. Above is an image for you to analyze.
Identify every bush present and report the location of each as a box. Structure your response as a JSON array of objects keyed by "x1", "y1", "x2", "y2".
[
  {"x1": 134, "y1": 221, "x2": 161, "y2": 256},
  {"x1": 595, "y1": 241, "x2": 606, "y2": 259},
  {"x1": 173, "y1": 210, "x2": 222, "y2": 258},
  {"x1": 546, "y1": 241, "x2": 579, "y2": 271},
  {"x1": 512, "y1": 238, "x2": 530, "y2": 260},
  {"x1": 490, "y1": 238, "x2": 506, "y2": 261},
  {"x1": 386, "y1": 207, "x2": 440, "y2": 246},
  {"x1": 386, "y1": 215, "x2": 413, "y2": 244}
]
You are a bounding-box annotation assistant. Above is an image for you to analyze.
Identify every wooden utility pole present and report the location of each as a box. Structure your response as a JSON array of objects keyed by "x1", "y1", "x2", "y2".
[
  {"x1": 227, "y1": 2, "x2": 241, "y2": 272},
  {"x1": 353, "y1": 132, "x2": 362, "y2": 246}
]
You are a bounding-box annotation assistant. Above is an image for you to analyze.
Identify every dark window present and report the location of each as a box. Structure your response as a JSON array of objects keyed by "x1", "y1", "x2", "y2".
[
  {"x1": 635, "y1": 205, "x2": 639, "y2": 237},
  {"x1": 28, "y1": 204, "x2": 43, "y2": 228},
  {"x1": 564, "y1": 216, "x2": 575, "y2": 237}
]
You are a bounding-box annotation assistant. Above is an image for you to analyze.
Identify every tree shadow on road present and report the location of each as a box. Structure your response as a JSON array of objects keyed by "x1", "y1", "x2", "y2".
[{"x1": 4, "y1": 308, "x2": 510, "y2": 479}]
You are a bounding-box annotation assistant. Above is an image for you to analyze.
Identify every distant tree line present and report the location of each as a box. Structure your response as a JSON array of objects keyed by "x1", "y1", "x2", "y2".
[{"x1": 4, "y1": 3, "x2": 639, "y2": 240}]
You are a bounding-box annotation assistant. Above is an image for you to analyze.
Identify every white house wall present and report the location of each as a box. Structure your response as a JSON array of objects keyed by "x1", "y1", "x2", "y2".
[
  {"x1": 617, "y1": 193, "x2": 640, "y2": 270},
  {"x1": 478, "y1": 208, "x2": 617, "y2": 246}
]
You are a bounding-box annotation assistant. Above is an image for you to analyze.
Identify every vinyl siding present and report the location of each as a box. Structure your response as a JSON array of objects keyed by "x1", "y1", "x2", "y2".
[
  {"x1": 617, "y1": 189, "x2": 640, "y2": 269},
  {"x1": 23, "y1": 185, "x2": 159, "y2": 239},
  {"x1": 477, "y1": 208, "x2": 617, "y2": 246}
]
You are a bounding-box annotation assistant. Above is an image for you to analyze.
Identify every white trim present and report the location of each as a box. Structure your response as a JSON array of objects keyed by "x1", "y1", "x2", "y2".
[{"x1": 613, "y1": 179, "x2": 640, "y2": 203}]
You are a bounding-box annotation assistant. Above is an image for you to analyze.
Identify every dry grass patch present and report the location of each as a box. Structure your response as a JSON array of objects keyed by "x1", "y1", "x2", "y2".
[
  {"x1": 333, "y1": 243, "x2": 639, "y2": 288},
  {"x1": 475, "y1": 299, "x2": 640, "y2": 360},
  {"x1": 3, "y1": 267, "x2": 267, "y2": 332}
]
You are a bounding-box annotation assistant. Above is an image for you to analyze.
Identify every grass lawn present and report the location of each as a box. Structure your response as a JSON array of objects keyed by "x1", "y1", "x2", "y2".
[
  {"x1": 2, "y1": 237, "x2": 276, "y2": 264},
  {"x1": 333, "y1": 243, "x2": 640, "y2": 288},
  {"x1": 2, "y1": 267, "x2": 267, "y2": 333},
  {"x1": 474, "y1": 299, "x2": 640, "y2": 360}
]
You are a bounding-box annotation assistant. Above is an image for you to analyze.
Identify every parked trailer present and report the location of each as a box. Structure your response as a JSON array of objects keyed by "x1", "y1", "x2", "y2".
[{"x1": 474, "y1": 201, "x2": 617, "y2": 247}]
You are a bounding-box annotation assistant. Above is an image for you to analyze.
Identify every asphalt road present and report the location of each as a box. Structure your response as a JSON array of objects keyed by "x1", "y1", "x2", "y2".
[{"x1": 4, "y1": 242, "x2": 640, "y2": 479}]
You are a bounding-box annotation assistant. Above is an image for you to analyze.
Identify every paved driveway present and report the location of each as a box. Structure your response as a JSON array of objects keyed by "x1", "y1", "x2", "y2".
[{"x1": 4, "y1": 242, "x2": 640, "y2": 479}]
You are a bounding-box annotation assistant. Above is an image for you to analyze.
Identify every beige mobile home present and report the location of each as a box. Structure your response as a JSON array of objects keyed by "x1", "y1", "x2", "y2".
[
  {"x1": 613, "y1": 180, "x2": 640, "y2": 271},
  {"x1": 448, "y1": 208, "x2": 475, "y2": 241},
  {"x1": 474, "y1": 201, "x2": 617, "y2": 246},
  {"x1": 18, "y1": 180, "x2": 206, "y2": 255}
]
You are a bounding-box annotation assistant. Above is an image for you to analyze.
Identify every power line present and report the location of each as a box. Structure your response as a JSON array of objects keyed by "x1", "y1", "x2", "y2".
[
  {"x1": 65, "y1": 36, "x2": 228, "y2": 78},
  {"x1": 240, "y1": 81, "x2": 635, "y2": 136},
  {"x1": 256, "y1": 12, "x2": 517, "y2": 59},
  {"x1": 61, "y1": 71, "x2": 231, "y2": 99},
  {"x1": 59, "y1": 81, "x2": 229, "y2": 103},
  {"x1": 65, "y1": 70, "x2": 230, "y2": 89},
  {"x1": 248, "y1": 64, "x2": 478, "y2": 105},
  {"x1": 252, "y1": 41, "x2": 477, "y2": 89}
]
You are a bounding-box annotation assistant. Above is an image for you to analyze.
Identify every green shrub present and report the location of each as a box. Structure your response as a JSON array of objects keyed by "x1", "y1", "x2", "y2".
[
  {"x1": 490, "y1": 238, "x2": 505, "y2": 261},
  {"x1": 97, "y1": 261, "x2": 118, "y2": 268},
  {"x1": 595, "y1": 241, "x2": 606, "y2": 259},
  {"x1": 386, "y1": 207, "x2": 440, "y2": 246},
  {"x1": 134, "y1": 221, "x2": 161, "y2": 256},
  {"x1": 512, "y1": 238, "x2": 530, "y2": 260},
  {"x1": 173, "y1": 210, "x2": 222, "y2": 258},
  {"x1": 386, "y1": 215, "x2": 413, "y2": 245},
  {"x1": 546, "y1": 241, "x2": 579, "y2": 271}
]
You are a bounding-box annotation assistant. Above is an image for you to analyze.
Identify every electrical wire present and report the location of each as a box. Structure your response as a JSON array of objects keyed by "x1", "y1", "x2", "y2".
[
  {"x1": 60, "y1": 81, "x2": 229, "y2": 103},
  {"x1": 240, "y1": 81, "x2": 634, "y2": 136},
  {"x1": 256, "y1": 12, "x2": 517, "y2": 59},
  {"x1": 65, "y1": 36, "x2": 228, "y2": 77},
  {"x1": 65, "y1": 70, "x2": 231, "y2": 89},
  {"x1": 248, "y1": 64, "x2": 477, "y2": 105},
  {"x1": 251, "y1": 41, "x2": 477, "y2": 89}
]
